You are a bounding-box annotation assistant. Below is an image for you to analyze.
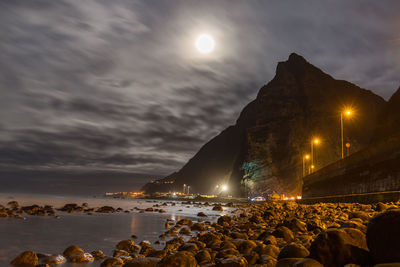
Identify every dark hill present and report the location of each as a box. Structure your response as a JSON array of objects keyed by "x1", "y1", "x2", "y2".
[
  {"x1": 373, "y1": 86, "x2": 400, "y2": 140},
  {"x1": 142, "y1": 53, "x2": 386, "y2": 196}
]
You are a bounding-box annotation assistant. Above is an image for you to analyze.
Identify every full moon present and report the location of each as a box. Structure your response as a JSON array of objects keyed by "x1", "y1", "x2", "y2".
[{"x1": 195, "y1": 34, "x2": 215, "y2": 54}]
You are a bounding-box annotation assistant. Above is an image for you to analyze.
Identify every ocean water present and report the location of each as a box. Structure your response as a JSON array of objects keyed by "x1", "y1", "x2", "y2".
[{"x1": 0, "y1": 193, "x2": 232, "y2": 266}]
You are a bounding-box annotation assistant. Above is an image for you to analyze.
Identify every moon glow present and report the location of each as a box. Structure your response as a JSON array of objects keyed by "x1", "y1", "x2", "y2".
[{"x1": 195, "y1": 34, "x2": 215, "y2": 54}]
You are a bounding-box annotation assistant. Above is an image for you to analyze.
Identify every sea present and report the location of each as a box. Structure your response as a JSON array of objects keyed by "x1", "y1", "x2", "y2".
[{"x1": 0, "y1": 193, "x2": 232, "y2": 266}]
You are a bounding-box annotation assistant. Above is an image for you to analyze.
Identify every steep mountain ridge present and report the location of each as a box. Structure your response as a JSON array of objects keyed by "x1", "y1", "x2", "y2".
[{"x1": 143, "y1": 53, "x2": 386, "y2": 196}]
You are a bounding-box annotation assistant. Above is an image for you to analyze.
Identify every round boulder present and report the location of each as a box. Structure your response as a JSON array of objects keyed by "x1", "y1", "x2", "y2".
[
  {"x1": 116, "y1": 239, "x2": 136, "y2": 253},
  {"x1": 278, "y1": 243, "x2": 309, "y2": 260},
  {"x1": 309, "y1": 228, "x2": 370, "y2": 266},
  {"x1": 10, "y1": 251, "x2": 38, "y2": 266},
  {"x1": 367, "y1": 209, "x2": 400, "y2": 263}
]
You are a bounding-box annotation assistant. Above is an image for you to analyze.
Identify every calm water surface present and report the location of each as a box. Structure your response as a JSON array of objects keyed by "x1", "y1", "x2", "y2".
[{"x1": 0, "y1": 193, "x2": 231, "y2": 266}]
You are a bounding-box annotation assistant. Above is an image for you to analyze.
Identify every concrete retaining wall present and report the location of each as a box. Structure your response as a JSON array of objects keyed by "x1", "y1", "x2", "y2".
[{"x1": 302, "y1": 136, "x2": 400, "y2": 203}]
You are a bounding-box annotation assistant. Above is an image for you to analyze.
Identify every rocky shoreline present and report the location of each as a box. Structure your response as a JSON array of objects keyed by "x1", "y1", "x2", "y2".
[{"x1": 7, "y1": 200, "x2": 400, "y2": 267}]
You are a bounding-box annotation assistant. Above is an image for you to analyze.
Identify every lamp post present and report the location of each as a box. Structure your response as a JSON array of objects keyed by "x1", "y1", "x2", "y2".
[
  {"x1": 341, "y1": 109, "x2": 352, "y2": 159},
  {"x1": 311, "y1": 138, "x2": 320, "y2": 173},
  {"x1": 302, "y1": 154, "x2": 310, "y2": 177}
]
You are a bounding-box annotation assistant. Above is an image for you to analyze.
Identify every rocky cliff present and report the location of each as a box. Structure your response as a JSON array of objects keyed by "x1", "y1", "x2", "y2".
[{"x1": 142, "y1": 53, "x2": 386, "y2": 196}]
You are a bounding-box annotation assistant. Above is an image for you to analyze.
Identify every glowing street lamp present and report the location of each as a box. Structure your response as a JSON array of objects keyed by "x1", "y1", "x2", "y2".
[
  {"x1": 302, "y1": 154, "x2": 310, "y2": 177},
  {"x1": 222, "y1": 185, "x2": 228, "y2": 191},
  {"x1": 311, "y1": 138, "x2": 320, "y2": 173},
  {"x1": 341, "y1": 109, "x2": 352, "y2": 159}
]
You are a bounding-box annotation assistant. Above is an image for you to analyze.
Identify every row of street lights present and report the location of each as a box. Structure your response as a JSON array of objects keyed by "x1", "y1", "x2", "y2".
[{"x1": 302, "y1": 108, "x2": 354, "y2": 176}]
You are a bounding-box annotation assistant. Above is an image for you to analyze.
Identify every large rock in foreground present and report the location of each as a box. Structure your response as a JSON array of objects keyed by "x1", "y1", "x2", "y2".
[
  {"x1": 309, "y1": 228, "x2": 370, "y2": 266},
  {"x1": 367, "y1": 209, "x2": 400, "y2": 264}
]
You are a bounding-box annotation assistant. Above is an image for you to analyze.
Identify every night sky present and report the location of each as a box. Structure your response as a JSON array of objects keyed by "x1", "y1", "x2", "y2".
[{"x1": 1, "y1": 1, "x2": 399, "y2": 195}]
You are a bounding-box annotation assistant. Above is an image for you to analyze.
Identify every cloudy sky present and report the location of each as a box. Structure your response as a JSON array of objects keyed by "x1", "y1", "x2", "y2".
[{"x1": 1, "y1": 0, "x2": 399, "y2": 195}]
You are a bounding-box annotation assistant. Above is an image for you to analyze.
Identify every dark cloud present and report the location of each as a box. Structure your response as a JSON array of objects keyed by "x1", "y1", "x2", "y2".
[{"x1": 1, "y1": 0, "x2": 400, "y2": 194}]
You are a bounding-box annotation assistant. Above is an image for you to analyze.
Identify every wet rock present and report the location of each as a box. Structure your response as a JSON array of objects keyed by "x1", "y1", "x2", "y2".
[
  {"x1": 231, "y1": 232, "x2": 248, "y2": 240},
  {"x1": 41, "y1": 254, "x2": 67, "y2": 265},
  {"x1": 309, "y1": 228, "x2": 370, "y2": 266},
  {"x1": 100, "y1": 257, "x2": 124, "y2": 267},
  {"x1": 262, "y1": 235, "x2": 277, "y2": 245},
  {"x1": 341, "y1": 220, "x2": 367, "y2": 234},
  {"x1": 238, "y1": 240, "x2": 257, "y2": 254},
  {"x1": 116, "y1": 240, "x2": 136, "y2": 253},
  {"x1": 140, "y1": 240, "x2": 152, "y2": 248},
  {"x1": 217, "y1": 215, "x2": 232, "y2": 226},
  {"x1": 191, "y1": 222, "x2": 206, "y2": 231},
  {"x1": 113, "y1": 249, "x2": 129, "y2": 257},
  {"x1": 97, "y1": 206, "x2": 116, "y2": 213},
  {"x1": 284, "y1": 218, "x2": 307, "y2": 232},
  {"x1": 278, "y1": 243, "x2": 309, "y2": 260},
  {"x1": 215, "y1": 246, "x2": 240, "y2": 258},
  {"x1": 195, "y1": 249, "x2": 212, "y2": 264},
  {"x1": 0, "y1": 210, "x2": 8, "y2": 217},
  {"x1": 140, "y1": 246, "x2": 156, "y2": 256},
  {"x1": 179, "y1": 227, "x2": 192, "y2": 235},
  {"x1": 125, "y1": 257, "x2": 161, "y2": 267},
  {"x1": 59, "y1": 203, "x2": 82, "y2": 213},
  {"x1": 10, "y1": 251, "x2": 38, "y2": 266},
  {"x1": 165, "y1": 221, "x2": 174, "y2": 228},
  {"x1": 259, "y1": 244, "x2": 280, "y2": 258},
  {"x1": 349, "y1": 211, "x2": 370, "y2": 222},
  {"x1": 272, "y1": 226, "x2": 294, "y2": 242},
  {"x1": 63, "y1": 245, "x2": 84, "y2": 258},
  {"x1": 92, "y1": 250, "x2": 107, "y2": 259},
  {"x1": 367, "y1": 209, "x2": 400, "y2": 263},
  {"x1": 68, "y1": 252, "x2": 94, "y2": 263},
  {"x1": 176, "y1": 218, "x2": 194, "y2": 227},
  {"x1": 197, "y1": 212, "x2": 208, "y2": 217},
  {"x1": 155, "y1": 251, "x2": 199, "y2": 267},
  {"x1": 243, "y1": 251, "x2": 259, "y2": 265},
  {"x1": 212, "y1": 205, "x2": 223, "y2": 211}
]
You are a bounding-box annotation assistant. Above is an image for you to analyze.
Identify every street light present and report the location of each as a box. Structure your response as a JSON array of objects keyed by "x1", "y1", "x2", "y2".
[
  {"x1": 341, "y1": 109, "x2": 352, "y2": 159},
  {"x1": 311, "y1": 138, "x2": 320, "y2": 173},
  {"x1": 302, "y1": 154, "x2": 310, "y2": 177},
  {"x1": 222, "y1": 185, "x2": 228, "y2": 191}
]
